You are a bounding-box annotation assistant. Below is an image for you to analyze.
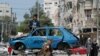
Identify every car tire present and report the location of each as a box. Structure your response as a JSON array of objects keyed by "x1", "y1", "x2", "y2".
[
  {"x1": 14, "y1": 43, "x2": 26, "y2": 50},
  {"x1": 12, "y1": 51, "x2": 17, "y2": 55},
  {"x1": 57, "y1": 42, "x2": 70, "y2": 51}
]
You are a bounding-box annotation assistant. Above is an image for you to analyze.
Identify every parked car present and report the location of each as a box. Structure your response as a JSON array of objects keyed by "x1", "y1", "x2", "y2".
[{"x1": 9, "y1": 27, "x2": 79, "y2": 50}]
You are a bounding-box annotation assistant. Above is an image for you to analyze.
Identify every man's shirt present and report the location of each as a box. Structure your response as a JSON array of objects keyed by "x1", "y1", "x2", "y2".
[{"x1": 29, "y1": 19, "x2": 40, "y2": 30}]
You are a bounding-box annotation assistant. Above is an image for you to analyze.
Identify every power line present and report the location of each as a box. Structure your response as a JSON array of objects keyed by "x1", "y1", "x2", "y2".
[
  {"x1": 12, "y1": 8, "x2": 30, "y2": 10},
  {"x1": 0, "y1": 7, "x2": 30, "y2": 10}
]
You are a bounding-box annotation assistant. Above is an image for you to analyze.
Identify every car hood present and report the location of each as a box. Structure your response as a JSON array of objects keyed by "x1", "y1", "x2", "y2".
[{"x1": 10, "y1": 35, "x2": 27, "y2": 41}]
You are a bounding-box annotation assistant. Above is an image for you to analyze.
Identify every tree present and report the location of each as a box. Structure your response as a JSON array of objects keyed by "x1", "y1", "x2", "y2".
[
  {"x1": 17, "y1": 13, "x2": 30, "y2": 33},
  {"x1": 0, "y1": 16, "x2": 13, "y2": 42},
  {"x1": 24, "y1": 13, "x2": 30, "y2": 20},
  {"x1": 29, "y1": 1, "x2": 53, "y2": 26},
  {"x1": 17, "y1": 1, "x2": 54, "y2": 33},
  {"x1": 30, "y1": 1, "x2": 44, "y2": 18}
]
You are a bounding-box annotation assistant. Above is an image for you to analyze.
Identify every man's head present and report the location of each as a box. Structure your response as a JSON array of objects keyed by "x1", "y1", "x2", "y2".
[{"x1": 32, "y1": 14, "x2": 37, "y2": 20}]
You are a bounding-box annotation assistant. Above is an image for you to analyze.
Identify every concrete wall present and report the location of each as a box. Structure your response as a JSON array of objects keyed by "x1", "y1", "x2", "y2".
[{"x1": 0, "y1": 3, "x2": 11, "y2": 17}]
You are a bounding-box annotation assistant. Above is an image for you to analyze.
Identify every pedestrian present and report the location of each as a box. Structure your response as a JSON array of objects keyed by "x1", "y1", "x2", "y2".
[
  {"x1": 29, "y1": 14, "x2": 40, "y2": 31},
  {"x1": 85, "y1": 38, "x2": 92, "y2": 56},
  {"x1": 36, "y1": 39, "x2": 53, "y2": 56},
  {"x1": 90, "y1": 41, "x2": 99, "y2": 56},
  {"x1": 8, "y1": 46, "x2": 13, "y2": 56}
]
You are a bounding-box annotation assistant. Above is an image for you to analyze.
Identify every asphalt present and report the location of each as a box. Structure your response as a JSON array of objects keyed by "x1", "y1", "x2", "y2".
[{"x1": 1, "y1": 50, "x2": 100, "y2": 56}]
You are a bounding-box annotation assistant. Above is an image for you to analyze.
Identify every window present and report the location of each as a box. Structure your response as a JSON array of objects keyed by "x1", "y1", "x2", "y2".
[
  {"x1": 6, "y1": 10, "x2": 9, "y2": 13},
  {"x1": 45, "y1": 3, "x2": 47, "y2": 4},
  {"x1": 85, "y1": 9, "x2": 91, "y2": 19},
  {"x1": 45, "y1": 7, "x2": 50, "y2": 10},
  {"x1": 55, "y1": 2, "x2": 57, "y2": 4},
  {"x1": 49, "y1": 28, "x2": 62, "y2": 36},
  {"x1": 55, "y1": 2, "x2": 58, "y2": 6},
  {"x1": 49, "y1": 3, "x2": 52, "y2": 4},
  {"x1": 69, "y1": 2, "x2": 72, "y2": 8},
  {"x1": 83, "y1": 28, "x2": 91, "y2": 33},
  {"x1": 67, "y1": 15, "x2": 73, "y2": 23},
  {"x1": 45, "y1": 8, "x2": 47, "y2": 10},
  {"x1": 45, "y1": 3, "x2": 52, "y2": 5},
  {"x1": 0, "y1": 10, "x2": 2, "y2": 12},
  {"x1": 93, "y1": 28, "x2": 97, "y2": 32},
  {"x1": 67, "y1": 2, "x2": 72, "y2": 9},
  {"x1": 32, "y1": 29, "x2": 46, "y2": 36}
]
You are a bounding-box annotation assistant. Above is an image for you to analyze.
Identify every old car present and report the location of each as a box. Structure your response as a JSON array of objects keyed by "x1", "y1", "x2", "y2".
[{"x1": 9, "y1": 27, "x2": 79, "y2": 50}]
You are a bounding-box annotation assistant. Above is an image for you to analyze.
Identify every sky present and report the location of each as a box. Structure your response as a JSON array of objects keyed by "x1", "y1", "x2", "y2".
[{"x1": 0, "y1": 0, "x2": 43, "y2": 22}]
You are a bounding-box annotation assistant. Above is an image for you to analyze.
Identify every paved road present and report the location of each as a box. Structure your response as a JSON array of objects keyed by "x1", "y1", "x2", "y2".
[
  {"x1": 1, "y1": 50, "x2": 100, "y2": 56},
  {"x1": 19, "y1": 52, "x2": 100, "y2": 56},
  {"x1": 0, "y1": 53, "x2": 100, "y2": 56}
]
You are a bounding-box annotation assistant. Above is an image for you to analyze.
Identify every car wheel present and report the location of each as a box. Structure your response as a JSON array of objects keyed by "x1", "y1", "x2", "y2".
[
  {"x1": 15, "y1": 43, "x2": 26, "y2": 50},
  {"x1": 12, "y1": 51, "x2": 17, "y2": 55},
  {"x1": 57, "y1": 42, "x2": 70, "y2": 51}
]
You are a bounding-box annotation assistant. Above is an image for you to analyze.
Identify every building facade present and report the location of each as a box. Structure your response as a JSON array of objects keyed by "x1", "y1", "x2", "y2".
[
  {"x1": 59, "y1": 0, "x2": 74, "y2": 28},
  {"x1": 43, "y1": 0, "x2": 59, "y2": 26},
  {"x1": 59, "y1": 0, "x2": 100, "y2": 45},
  {"x1": 0, "y1": 3, "x2": 17, "y2": 42},
  {"x1": 0, "y1": 3, "x2": 12, "y2": 17},
  {"x1": 59, "y1": 0, "x2": 100, "y2": 33}
]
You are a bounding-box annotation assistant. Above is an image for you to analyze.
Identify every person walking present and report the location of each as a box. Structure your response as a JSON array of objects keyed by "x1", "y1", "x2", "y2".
[
  {"x1": 8, "y1": 46, "x2": 13, "y2": 56},
  {"x1": 86, "y1": 38, "x2": 92, "y2": 56},
  {"x1": 90, "y1": 41, "x2": 99, "y2": 56},
  {"x1": 29, "y1": 14, "x2": 40, "y2": 31}
]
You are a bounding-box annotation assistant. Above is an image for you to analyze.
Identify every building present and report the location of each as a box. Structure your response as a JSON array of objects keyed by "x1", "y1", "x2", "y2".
[
  {"x1": 59, "y1": 0, "x2": 100, "y2": 45},
  {"x1": 59, "y1": 0, "x2": 100, "y2": 32},
  {"x1": 0, "y1": 3, "x2": 12, "y2": 17},
  {"x1": 73, "y1": 0, "x2": 100, "y2": 35},
  {"x1": 0, "y1": 3, "x2": 17, "y2": 42},
  {"x1": 43, "y1": 0, "x2": 59, "y2": 26},
  {"x1": 59, "y1": 0, "x2": 74, "y2": 28}
]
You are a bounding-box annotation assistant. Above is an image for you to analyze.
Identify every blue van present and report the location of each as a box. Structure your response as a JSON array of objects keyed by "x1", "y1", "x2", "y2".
[{"x1": 9, "y1": 27, "x2": 79, "y2": 50}]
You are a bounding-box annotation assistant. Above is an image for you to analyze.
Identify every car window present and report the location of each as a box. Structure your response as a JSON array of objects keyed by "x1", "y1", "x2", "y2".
[
  {"x1": 49, "y1": 28, "x2": 62, "y2": 36},
  {"x1": 32, "y1": 29, "x2": 46, "y2": 36}
]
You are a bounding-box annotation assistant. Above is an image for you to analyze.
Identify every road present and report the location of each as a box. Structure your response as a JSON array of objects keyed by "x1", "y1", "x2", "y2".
[
  {"x1": 18, "y1": 52, "x2": 100, "y2": 56},
  {"x1": 1, "y1": 50, "x2": 100, "y2": 56}
]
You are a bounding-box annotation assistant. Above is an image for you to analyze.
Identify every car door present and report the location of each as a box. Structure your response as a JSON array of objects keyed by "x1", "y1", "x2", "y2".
[
  {"x1": 47, "y1": 28, "x2": 63, "y2": 48},
  {"x1": 30, "y1": 28, "x2": 47, "y2": 48}
]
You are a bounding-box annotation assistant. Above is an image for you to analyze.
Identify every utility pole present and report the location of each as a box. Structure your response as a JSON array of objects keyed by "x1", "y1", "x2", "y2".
[
  {"x1": 58, "y1": 0, "x2": 61, "y2": 26},
  {"x1": 1, "y1": 22, "x2": 4, "y2": 43},
  {"x1": 96, "y1": 0, "x2": 100, "y2": 44},
  {"x1": 37, "y1": 0, "x2": 39, "y2": 21}
]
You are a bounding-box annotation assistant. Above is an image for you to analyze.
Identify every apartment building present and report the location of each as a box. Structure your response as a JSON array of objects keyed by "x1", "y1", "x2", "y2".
[
  {"x1": 59, "y1": 0, "x2": 100, "y2": 33},
  {"x1": 0, "y1": 3, "x2": 12, "y2": 17},
  {"x1": 61, "y1": 0, "x2": 73, "y2": 27},
  {"x1": 59, "y1": 0, "x2": 100, "y2": 45},
  {"x1": 0, "y1": 3, "x2": 17, "y2": 41},
  {"x1": 43, "y1": 0, "x2": 59, "y2": 26}
]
